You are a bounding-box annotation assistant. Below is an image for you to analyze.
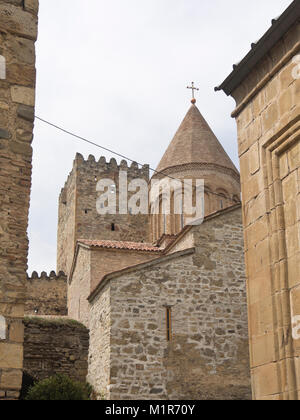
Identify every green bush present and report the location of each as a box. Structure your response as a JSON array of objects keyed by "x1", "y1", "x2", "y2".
[{"x1": 25, "y1": 374, "x2": 92, "y2": 401}]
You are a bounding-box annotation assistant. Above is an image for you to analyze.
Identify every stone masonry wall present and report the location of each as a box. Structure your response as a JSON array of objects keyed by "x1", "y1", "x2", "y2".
[
  {"x1": 68, "y1": 247, "x2": 91, "y2": 328},
  {"x1": 26, "y1": 271, "x2": 67, "y2": 316},
  {"x1": 69, "y1": 245, "x2": 160, "y2": 328},
  {"x1": 57, "y1": 154, "x2": 151, "y2": 277},
  {"x1": 23, "y1": 317, "x2": 89, "y2": 384},
  {"x1": 230, "y1": 21, "x2": 300, "y2": 400},
  {"x1": 0, "y1": 0, "x2": 38, "y2": 400},
  {"x1": 89, "y1": 207, "x2": 251, "y2": 400},
  {"x1": 88, "y1": 282, "x2": 110, "y2": 399}
]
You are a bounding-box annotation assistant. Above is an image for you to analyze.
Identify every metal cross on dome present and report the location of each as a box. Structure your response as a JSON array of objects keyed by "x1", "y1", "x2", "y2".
[{"x1": 187, "y1": 82, "x2": 199, "y2": 104}]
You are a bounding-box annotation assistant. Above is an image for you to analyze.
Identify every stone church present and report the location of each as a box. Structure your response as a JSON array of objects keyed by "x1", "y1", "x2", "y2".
[
  {"x1": 1, "y1": 0, "x2": 298, "y2": 401},
  {"x1": 25, "y1": 101, "x2": 251, "y2": 400}
]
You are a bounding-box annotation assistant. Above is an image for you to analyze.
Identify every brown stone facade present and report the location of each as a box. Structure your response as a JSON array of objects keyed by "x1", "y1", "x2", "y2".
[
  {"x1": 0, "y1": 0, "x2": 38, "y2": 400},
  {"x1": 69, "y1": 244, "x2": 162, "y2": 328},
  {"x1": 88, "y1": 207, "x2": 251, "y2": 400},
  {"x1": 57, "y1": 154, "x2": 150, "y2": 276},
  {"x1": 220, "y1": 18, "x2": 299, "y2": 399},
  {"x1": 26, "y1": 271, "x2": 67, "y2": 316},
  {"x1": 23, "y1": 317, "x2": 89, "y2": 384}
]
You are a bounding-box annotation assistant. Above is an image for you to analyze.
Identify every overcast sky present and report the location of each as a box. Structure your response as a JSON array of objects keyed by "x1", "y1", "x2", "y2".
[{"x1": 27, "y1": 0, "x2": 292, "y2": 274}]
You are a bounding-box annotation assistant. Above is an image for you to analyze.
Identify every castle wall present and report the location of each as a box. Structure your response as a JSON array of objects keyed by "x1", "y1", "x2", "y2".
[
  {"x1": 23, "y1": 317, "x2": 89, "y2": 384},
  {"x1": 89, "y1": 207, "x2": 251, "y2": 400},
  {"x1": 26, "y1": 271, "x2": 67, "y2": 316},
  {"x1": 228, "y1": 21, "x2": 300, "y2": 400},
  {"x1": 0, "y1": 0, "x2": 38, "y2": 400},
  {"x1": 57, "y1": 154, "x2": 151, "y2": 277}
]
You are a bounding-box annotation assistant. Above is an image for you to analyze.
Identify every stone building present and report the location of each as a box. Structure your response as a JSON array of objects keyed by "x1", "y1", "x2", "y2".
[
  {"x1": 0, "y1": 0, "x2": 39, "y2": 400},
  {"x1": 48, "y1": 101, "x2": 251, "y2": 399},
  {"x1": 216, "y1": 0, "x2": 300, "y2": 400}
]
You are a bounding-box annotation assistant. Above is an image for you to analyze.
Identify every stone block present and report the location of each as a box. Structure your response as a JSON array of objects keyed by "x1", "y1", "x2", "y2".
[
  {"x1": 287, "y1": 141, "x2": 299, "y2": 173},
  {"x1": 262, "y1": 102, "x2": 279, "y2": 134},
  {"x1": 7, "y1": 63, "x2": 36, "y2": 87},
  {"x1": 265, "y1": 76, "x2": 279, "y2": 105},
  {"x1": 242, "y1": 171, "x2": 265, "y2": 204},
  {"x1": 17, "y1": 104, "x2": 35, "y2": 121},
  {"x1": 280, "y1": 60, "x2": 296, "y2": 90},
  {"x1": 0, "y1": 4, "x2": 38, "y2": 40},
  {"x1": 0, "y1": 128, "x2": 11, "y2": 139},
  {"x1": 243, "y1": 190, "x2": 269, "y2": 227},
  {"x1": 252, "y1": 362, "x2": 281, "y2": 399},
  {"x1": 287, "y1": 254, "x2": 300, "y2": 290},
  {"x1": 247, "y1": 266, "x2": 272, "y2": 305},
  {"x1": 249, "y1": 141, "x2": 260, "y2": 175},
  {"x1": 11, "y1": 86, "x2": 35, "y2": 106},
  {"x1": 0, "y1": 343, "x2": 23, "y2": 369},
  {"x1": 278, "y1": 88, "x2": 292, "y2": 117},
  {"x1": 250, "y1": 333, "x2": 276, "y2": 367},
  {"x1": 9, "y1": 321, "x2": 24, "y2": 343},
  {"x1": 9, "y1": 140, "x2": 32, "y2": 157},
  {"x1": 24, "y1": 0, "x2": 39, "y2": 14},
  {"x1": 249, "y1": 295, "x2": 274, "y2": 337},
  {"x1": 252, "y1": 91, "x2": 267, "y2": 118},
  {"x1": 279, "y1": 153, "x2": 289, "y2": 180},
  {"x1": 0, "y1": 369, "x2": 22, "y2": 390}
]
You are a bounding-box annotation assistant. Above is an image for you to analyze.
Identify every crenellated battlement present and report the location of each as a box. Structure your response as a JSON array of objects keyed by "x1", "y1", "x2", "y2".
[
  {"x1": 26, "y1": 271, "x2": 68, "y2": 316},
  {"x1": 57, "y1": 153, "x2": 151, "y2": 275},
  {"x1": 74, "y1": 153, "x2": 150, "y2": 179},
  {"x1": 28, "y1": 271, "x2": 67, "y2": 282}
]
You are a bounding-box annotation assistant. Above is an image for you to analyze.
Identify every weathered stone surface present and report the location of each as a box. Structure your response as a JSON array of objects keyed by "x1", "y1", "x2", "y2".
[
  {"x1": 57, "y1": 157, "x2": 151, "y2": 276},
  {"x1": 0, "y1": 128, "x2": 11, "y2": 139},
  {"x1": 23, "y1": 317, "x2": 89, "y2": 384},
  {"x1": 17, "y1": 104, "x2": 34, "y2": 121},
  {"x1": 0, "y1": 343, "x2": 23, "y2": 369},
  {"x1": 229, "y1": 19, "x2": 300, "y2": 400},
  {"x1": 26, "y1": 272, "x2": 67, "y2": 316},
  {"x1": 10, "y1": 86, "x2": 35, "y2": 106},
  {"x1": 0, "y1": 0, "x2": 38, "y2": 399},
  {"x1": 88, "y1": 207, "x2": 251, "y2": 400},
  {"x1": 0, "y1": 4, "x2": 38, "y2": 40}
]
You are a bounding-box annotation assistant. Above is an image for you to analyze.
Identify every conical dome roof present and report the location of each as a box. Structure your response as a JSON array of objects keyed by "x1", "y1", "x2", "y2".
[{"x1": 156, "y1": 104, "x2": 239, "y2": 175}]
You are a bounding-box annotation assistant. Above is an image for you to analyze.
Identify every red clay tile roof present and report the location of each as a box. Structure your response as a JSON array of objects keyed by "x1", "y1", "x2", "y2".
[{"x1": 78, "y1": 239, "x2": 163, "y2": 253}]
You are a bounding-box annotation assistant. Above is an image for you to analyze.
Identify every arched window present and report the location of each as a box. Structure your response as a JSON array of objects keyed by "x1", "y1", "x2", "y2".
[{"x1": 216, "y1": 189, "x2": 229, "y2": 211}]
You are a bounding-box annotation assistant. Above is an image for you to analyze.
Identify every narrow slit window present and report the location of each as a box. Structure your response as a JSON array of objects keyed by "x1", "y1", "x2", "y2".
[
  {"x1": 111, "y1": 223, "x2": 115, "y2": 231},
  {"x1": 166, "y1": 307, "x2": 172, "y2": 341}
]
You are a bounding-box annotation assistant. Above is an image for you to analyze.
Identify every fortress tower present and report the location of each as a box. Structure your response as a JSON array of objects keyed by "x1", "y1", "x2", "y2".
[{"x1": 57, "y1": 154, "x2": 150, "y2": 276}]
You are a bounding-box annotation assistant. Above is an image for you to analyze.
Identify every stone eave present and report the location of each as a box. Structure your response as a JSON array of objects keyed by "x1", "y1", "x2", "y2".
[
  {"x1": 215, "y1": 0, "x2": 300, "y2": 96},
  {"x1": 88, "y1": 247, "x2": 196, "y2": 304}
]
